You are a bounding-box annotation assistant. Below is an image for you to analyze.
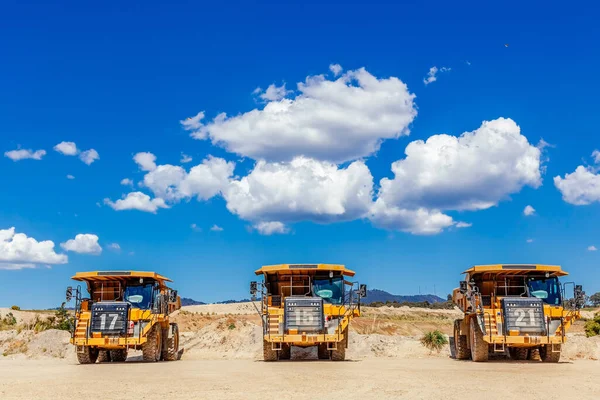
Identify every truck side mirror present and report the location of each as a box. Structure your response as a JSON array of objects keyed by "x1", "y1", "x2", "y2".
[
  {"x1": 250, "y1": 281, "x2": 257, "y2": 296},
  {"x1": 359, "y1": 284, "x2": 367, "y2": 298},
  {"x1": 66, "y1": 287, "x2": 73, "y2": 302},
  {"x1": 459, "y1": 281, "x2": 468, "y2": 294}
]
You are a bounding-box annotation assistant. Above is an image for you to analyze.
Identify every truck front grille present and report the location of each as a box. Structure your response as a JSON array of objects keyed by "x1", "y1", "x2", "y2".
[
  {"x1": 501, "y1": 298, "x2": 546, "y2": 335},
  {"x1": 90, "y1": 302, "x2": 129, "y2": 335},
  {"x1": 284, "y1": 297, "x2": 324, "y2": 333}
]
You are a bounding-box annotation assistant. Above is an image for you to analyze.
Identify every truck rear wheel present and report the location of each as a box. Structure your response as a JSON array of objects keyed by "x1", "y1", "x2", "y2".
[
  {"x1": 77, "y1": 347, "x2": 99, "y2": 365},
  {"x1": 540, "y1": 345, "x2": 561, "y2": 363},
  {"x1": 279, "y1": 344, "x2": 291, "y2": 360},
  {"x1": 97, "y1": 350, "x2": 111, "y2": 363},
  {"x1": 509, "y1": 347, "x2": 529, "y2": 360},
  {"x1": 331, "y1": 329, "x2": 348, "y2": 361},
  {"x1": 110, "y1": 349, "x2": 127, "y2": 362},
  {"x1": 163, "y1": 323, "x2": 180, "y2": 361},
  {"x1": 453, "y1": 319, "x2": 470, "y2": 360},
  {"x1": 317, "y1": 344, "x2": 330, "y2": 360},
  {"x1": 142, "y1": 324, "x2": 162, "y2": 362},
  {"x1": 263, "y1": 340, "x2": 278, "y2": 361},
  {"x1": 469, "y1": 318, "x2": 488, "y2": 362}
]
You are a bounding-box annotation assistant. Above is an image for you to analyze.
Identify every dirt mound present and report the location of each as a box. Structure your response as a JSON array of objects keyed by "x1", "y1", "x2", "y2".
[
  {"x1": 0, "y1": 329, "x2": 73, "y2": 360},
  {"x1": 181, "y1": 302, "x2": 259, "y2": 315}
]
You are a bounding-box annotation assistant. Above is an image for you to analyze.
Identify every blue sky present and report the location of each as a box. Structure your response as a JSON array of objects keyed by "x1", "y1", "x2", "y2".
[{"x1": 1, "y1": 0, "x2": 599, "y2": 308}]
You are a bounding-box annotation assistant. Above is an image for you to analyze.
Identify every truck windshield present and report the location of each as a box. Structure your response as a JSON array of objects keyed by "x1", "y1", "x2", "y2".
[
  {"x1": 313, "y1": 277, "x2": 344, "y2": 304},
  {"x1": 124, "y1": 284, "x2": 153, "y2": 309},
  {"x1": 527, "y1": 277, "x2": 561, "y2": 305}
]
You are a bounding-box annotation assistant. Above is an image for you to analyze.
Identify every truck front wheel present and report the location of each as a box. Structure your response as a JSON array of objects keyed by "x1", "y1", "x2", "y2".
[
  {"x1": 76, "y1": 347, "x2": 99, "y2": 364},
  {"x1": 469, "y1": 318, "x2": 488, "y2": 362}
]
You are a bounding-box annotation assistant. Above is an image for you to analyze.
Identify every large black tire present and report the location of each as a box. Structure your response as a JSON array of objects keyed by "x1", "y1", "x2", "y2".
[
  {"x1": 142, "y1": 324, "x2": 162, "y2": 362},
  {"x1": 263, "y1": 340, "x2": 278, "y2": 361},
  {"x1": 97, "y1": 350, "x2": 111, "y2": 363},
  {"x1": 453, "y1": 319, "x2": 470, "y2": 360},
  {"x1": 317, "y1": 344, "x2": 330, "y2": 360},
  {"x1": 331, "y1": 329, "x2": 348, "y2": 361},
  {"x1": 540, "y1": 344, "x2": 561, "y2": 363},
  {"x1": 279, "y1": 344, "x2": 291, "y2": 360},
  {"x1": 76, "y1": 347, "x2": 99, "y2": 365},
  {"x1": 469, "y1": 318, "x2": 488, "y2": 362},
  {"x1": 162, "y1": 324, "x2": 180, "y2": 361},
  {"x1": 110, "y1": 349, "x2": 127, "y2": 362},
  {"x1": 509, "y1": 347, "x2": 529, "y2": 360}
]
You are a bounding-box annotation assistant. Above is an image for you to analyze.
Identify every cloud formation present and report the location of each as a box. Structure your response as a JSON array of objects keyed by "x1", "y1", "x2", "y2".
[
  {"x1": 0, "y1": 227, "x2": 67, "y2": 266},
  {"x1": 104, "y1": 192, "x2": 168, "y2": 213},
  {"x1": 4, "y1": 149, "x2": 46, "y2": 161},
  {"x1": 183, "y1": 66, "x2": 417, "y2": 163},
  {"x1": 61, "y1": 234, "x2": 102, "y2": 255}
]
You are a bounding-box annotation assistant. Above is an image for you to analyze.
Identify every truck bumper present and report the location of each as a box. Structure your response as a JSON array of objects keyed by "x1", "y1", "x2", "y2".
[
  {"x1": 70, "y1": 337, "x2": 146, "y2": 348},
  {"x1": 483, "y1": 335, "x2": 565, "y2": 346},
  {"x1": 264, "y1": 333, "x2": 345, "y2": 346}
]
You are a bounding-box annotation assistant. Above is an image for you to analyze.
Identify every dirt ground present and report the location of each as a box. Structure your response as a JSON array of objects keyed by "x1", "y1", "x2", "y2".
[{"x1": 0, "y1": 357, "x2": 599, "y2": 400}]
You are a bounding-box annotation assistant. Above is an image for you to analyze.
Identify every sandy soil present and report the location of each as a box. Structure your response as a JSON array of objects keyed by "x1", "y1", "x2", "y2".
[{"x1": 1, "y1": 358, "x2": 599, "y2": 400}]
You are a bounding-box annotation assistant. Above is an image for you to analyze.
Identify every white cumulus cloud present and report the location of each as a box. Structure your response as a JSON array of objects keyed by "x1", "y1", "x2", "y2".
[
  {"x1": 257, "y1": 83, "x2": 291, "y2": 102},
  {"x1": 369, "y1": 118, "x2": 542, "y2": 234},
  {"x1": 182, "y1": 66, "x2": 417, "y2": 163},
  {"x1": 134, "y1": 152, "x2": 158, "y2": 172},
  {"x1": 120, "y1": 178, "x2": 133, "y2": 186},
  {"x1": 0, "y1": 227, "x2": 67, "y2": 265},
  {"x1": 79, "y1": 149, "x2": 99, "y2": 165},
  {"x1": 181, "y1": 153, "x2": 193, "y2": 163},
  {"x1": 108, "y1": 243, "x2": 121, "y2": 251},
  {"x1": 456, "y1": 222, "x2": 472, "y2": 228},
  {"x1": 588, "y1": 245, "x2": 597, "y2": 251},
  {"x1": 61, "y1": 234, "x2": 102, "y2": 255},
  {"x1": 523, "y1": 205, "x2": 536, "y2": 216},
  {"x1": 54, "y1": 141, "x2": 78, "y2": 156},
  {"x1": 554, "y1": 166, "x2": 600, "y2": 205},
  {"x1": 329, "y1": 63, "x2": 343, "y2": 76},
  {"x1": 67, "y1": 174, "x2": 75, "y2": 180},
  {"x1": 4, "y1": 149, "x2": 46, "y2": 161},
  {"x1": 224, "y1": 157, "x2": 373, "y2": 225},
  {"x1": 210, "y1": 224, "x2": 224, "y2": 232},
  {"x1": 142, "y1": 156, "x2": 235, "y2": 202},
  {"x1": 104, "y1": 192, "x2": 169, "y2": 213},
  {"x1": 254, "y1": 221, "x2": 289, "y2": 235}
]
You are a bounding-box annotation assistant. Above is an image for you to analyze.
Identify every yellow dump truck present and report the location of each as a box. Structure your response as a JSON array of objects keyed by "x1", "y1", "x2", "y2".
[
  {"x1": 250, "y1": 263, "x2": 367, "y2": 361},
  {"x1": 66, "y1": 271, "x2": 181, "y2": 364},
  {"x1": 452, "y1": 264, "x2": 585, "y2": 362}
]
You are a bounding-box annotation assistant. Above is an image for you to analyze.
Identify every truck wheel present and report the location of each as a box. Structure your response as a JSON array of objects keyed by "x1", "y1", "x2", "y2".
[
  {"x1": 317, "y1": 344, "x2": 330, "y2": 360},
  {"x1": 142, "y1": 324, "x2": 162, "y2": 362},
  {"x1": 540, "y1": 345, "x2": 561, "y2": 363},
  {"x1": 279, "y1": 344, "x2": 291, "y2": 360},
  {"x1": 469, "y1": 318, "x2": 488, "y2": 362},
  {"x1": 509, "y1": 347, "x2": 529, "y2": 360},
  {"x1": 331, "y1": 329, "x2": 347, "y2": 361},
  {"x1": 163, "y1": 323, "x2": 180, "y2": 361},
  {"x1": 110, "y1": 349, "x2": 127, "y2": 362},
  {"x1": 77, "y1": 347, "x2": 99, "y2": 364},
  {"x1": 97, "y1": 350, "x2": 111, "y2": 363},
  {"x1": 453, "y1": 319, "x2": 470, "y2": 360},
  {"x1": 263, "y1": 340, "x2": 278, "y2": 362}
]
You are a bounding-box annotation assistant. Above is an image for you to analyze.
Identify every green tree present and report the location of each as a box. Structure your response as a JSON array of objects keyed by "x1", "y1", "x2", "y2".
[{"x1": 590, "y1": 292, "x2": 600, "y2": 307}]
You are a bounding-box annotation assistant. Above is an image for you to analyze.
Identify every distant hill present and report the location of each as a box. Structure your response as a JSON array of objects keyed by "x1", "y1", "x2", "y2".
[
  {"x1": 363, "y1": 289, "x2": 445, "y2": 304},
  {"x1": 180, "y1": 297, "x2": 206, "y2": 306}
]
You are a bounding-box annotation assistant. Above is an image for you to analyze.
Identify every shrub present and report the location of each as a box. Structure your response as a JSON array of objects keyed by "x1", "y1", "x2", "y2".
[
  {"x1": 585, "y1": 314, "x2": 600, "y2": 337},
  {"x1": 10, "y1": 305, "x2": 20, "y2": 311},
  {"x1": 228, "y1": 323, "x2": 236, "y2": 330},
  {"x1": 420, "y1": 330, "x2": 448, "y2": 352}
]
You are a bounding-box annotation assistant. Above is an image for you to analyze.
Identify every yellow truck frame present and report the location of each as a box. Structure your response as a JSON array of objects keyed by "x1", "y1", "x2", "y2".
[
  {"x1": 452, "y1": 264, "x2": 585, "y2": 362},
  {"x1": 66, "y1": 271, "x2": 181, "y2": 364},
  {"x1": 251, "y1": 264, "x2": 367, "y2": 361}
]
